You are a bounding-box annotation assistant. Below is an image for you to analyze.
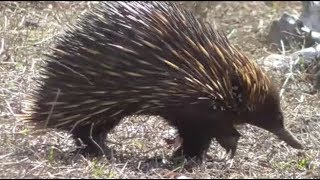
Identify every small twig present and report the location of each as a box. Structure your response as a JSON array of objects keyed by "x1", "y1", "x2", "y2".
[
  {"x1": 281, "y1": 30, "x2": 304, "y2": 39},
  {"x1": 26, "y1": 161, "x2": 48, "y2": 175},
  {"x1": 18, "y1": 15, "x2": 25, "y2": 27},
  {"x1": 80, "y1": 9, "x2": 87, "y2": 16},
  {"x1": 119, "y1": 161, "x2": 128, "y2": 175},
  {"x1": 280, "y1": 39, "x2": 286, "y2": 56},
  {"x1": 137, "y1": 161, "x2": 142, "y2": 170},
  {"x1": 47, "y1": 172, "x2": 55, "y2": 178},
  {"x1": 280, "y1": 72, "x2": 293, "y2": 98},
  {"x1": 279, "y1": 43, "x2": 302, "y2": 98},
  {"x1": 5, "y1": 100, "x2": 17, "y2": 123},
  {"x1": 227, "y1": 29, "x2": 236, "y2": 39},
  {"x1": 32, "y1": 35, "x2": 55, "y2": 46},
  {"x1": 30, "y1": 58, "x2": 38, "y2": 72},
  {"x1": 105, "y1": 139, "x2": 123, "y2": 146},
  {"x1": 0, "y1": 152, "x2": 13, "y2": 160},
  {"x1": 0, "y1": 158, "x2": 28, "y2": 165},
  {"x1": 53, "y1": 12, "x2": 63, "y2": 26},
  {"x1": 5, "y1": 100, "x2": 18, "y2": 133},
  {"x1": 152, "y1": 169, "x2": 166, "y2": 179},
  {"x1": 45, "y1": 88, "x2": 61, "y2": 128},
  {"x1": 162, "y1": 163, "x2": 185, "y2": 178},
  {"x1": 142, "y1": 145, "x2": 166, "y2": 155},
  {"x1": 53, "y1": 131, "x2": 71, "y2": 139},
  {"x1": 89, "y1": 122, "x2": 105, "y2": 156},
  {"x1": 4, "y1": 15, "x2": 8, "y2": 31},
  {"x1": 0, "y1": 38, "x2": 4, "y2": 55},
  {"x1": 52, "y1": 60, "x2": 93, "y2": 85}
]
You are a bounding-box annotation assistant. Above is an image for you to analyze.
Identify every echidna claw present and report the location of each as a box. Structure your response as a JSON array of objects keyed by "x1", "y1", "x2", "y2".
[
  {"x1": 224, "y1": 149, "x2": 234, "y2": 160},
  {"x1": 226, "y1": 149, "x2": 231, "y2": 155},
  {"x1": 216, "y1": 135, "x2": 239, "y2": 159},
  {"x1": 230, "y1": 147, "x2": 237, "y2": 159}
]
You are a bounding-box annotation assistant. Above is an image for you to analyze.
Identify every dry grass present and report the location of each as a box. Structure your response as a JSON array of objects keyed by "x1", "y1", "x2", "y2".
[{"x1": 0, "y1": 1, "x2": 319, "y2": 179}]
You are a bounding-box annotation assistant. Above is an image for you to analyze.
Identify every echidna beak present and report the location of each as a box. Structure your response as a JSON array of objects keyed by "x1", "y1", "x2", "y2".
[{"x1": 272, "y1": 128, "x2": 304, "y2": 149}]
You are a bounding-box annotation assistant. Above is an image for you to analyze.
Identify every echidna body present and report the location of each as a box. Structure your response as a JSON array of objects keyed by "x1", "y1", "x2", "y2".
[{"x1": 24, "y1": 1, "x2": 303, "y2": 161}]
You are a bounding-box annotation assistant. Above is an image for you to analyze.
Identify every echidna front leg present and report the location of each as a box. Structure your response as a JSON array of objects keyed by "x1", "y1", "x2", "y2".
[
  {"x1": 212, "y1": 122, "x2": 241, "y2": 158},
  {"x1": 162, "y1": 108, "x2": 214, "y2": 164},
  {"x1": 172, "y1": 127, "x2": 213, "y2": 164},
  {"x1": 215, "y1": 132, "x2": 240, "y2": 158},
  {"x1": 207, "y1": 116, "x2": 242, "y2": 158}
]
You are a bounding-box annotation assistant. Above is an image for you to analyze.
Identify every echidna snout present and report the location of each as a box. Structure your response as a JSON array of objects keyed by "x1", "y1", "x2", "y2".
[
  {"x1": 271, "y1": 127, "x2": 303, "y2": 149},
  {"x1": 246, "y1": 85, "x2": 303, "y2": 150}
]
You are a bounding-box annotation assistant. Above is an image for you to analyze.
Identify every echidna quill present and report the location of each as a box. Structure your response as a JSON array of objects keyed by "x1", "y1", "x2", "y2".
[{"x1": 23, "y1": 1, "x2": 303, "y2": 163}]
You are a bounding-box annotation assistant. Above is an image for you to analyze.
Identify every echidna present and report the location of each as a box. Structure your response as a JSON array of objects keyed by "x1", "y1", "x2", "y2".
[{"x1": 23, "y1": 1, "x2": 303, "y2": 162}]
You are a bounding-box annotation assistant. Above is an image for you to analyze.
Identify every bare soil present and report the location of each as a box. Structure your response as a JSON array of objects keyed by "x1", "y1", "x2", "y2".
[{"x1": 0, "y1": 1, "x2": 319, "y2": 179}]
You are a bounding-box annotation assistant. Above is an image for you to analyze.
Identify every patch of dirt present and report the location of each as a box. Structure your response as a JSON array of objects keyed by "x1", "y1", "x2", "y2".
[{"x1": 0, "y1": 1, "x2": 319, "y2": 179}]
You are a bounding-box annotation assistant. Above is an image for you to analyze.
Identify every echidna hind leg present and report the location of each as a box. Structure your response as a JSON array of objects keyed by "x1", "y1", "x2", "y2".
[
  {"x1": 70, "y1": 114, "x2": 123, "y2": 158},
  {"x1": 72, "y1": 124, "x2": 109, "y2": 157}
]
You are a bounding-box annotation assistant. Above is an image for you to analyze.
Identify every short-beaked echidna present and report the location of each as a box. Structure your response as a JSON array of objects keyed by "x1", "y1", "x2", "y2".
[{"x1": 23, "y1": 1, "x2": 303, "y2": 162}]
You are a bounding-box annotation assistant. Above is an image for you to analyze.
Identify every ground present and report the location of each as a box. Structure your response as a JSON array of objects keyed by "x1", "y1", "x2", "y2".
[{"x1": 0, "y1": 1, "x2": 319, "y2": 179}]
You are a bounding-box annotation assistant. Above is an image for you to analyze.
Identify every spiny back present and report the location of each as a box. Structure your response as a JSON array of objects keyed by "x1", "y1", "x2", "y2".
[{"x1": 26, "y1": 1, "x2": 272, "y2": 128}]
